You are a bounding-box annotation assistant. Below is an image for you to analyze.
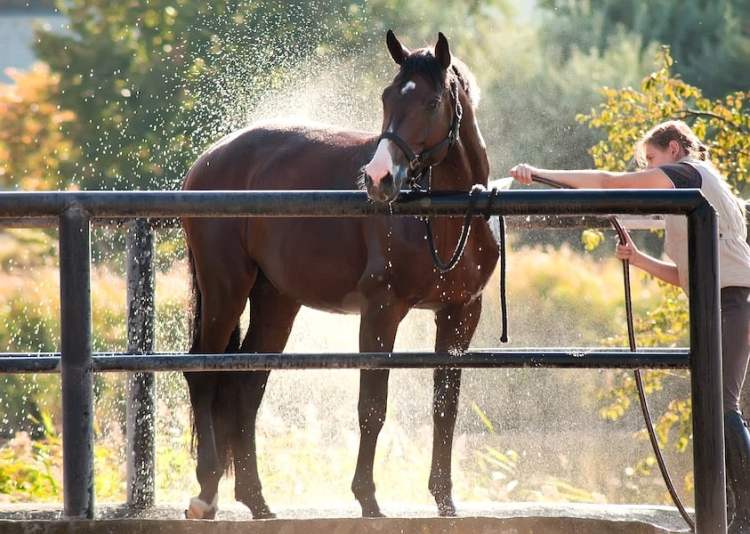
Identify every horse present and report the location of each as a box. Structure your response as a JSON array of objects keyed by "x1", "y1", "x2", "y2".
[{"x1": 181, "y1": 30, "x2": 499, "y2": 520}]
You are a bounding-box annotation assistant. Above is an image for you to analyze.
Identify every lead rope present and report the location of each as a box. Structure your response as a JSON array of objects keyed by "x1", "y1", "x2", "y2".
[
  {"x1": 531, "y1": 175, "x2": 695, "y2": 531},
  {"x1": 421, "y1": 169, "x2": 509, "y2": 343},
  {"x1": 423, "y1": 169, "x2": 477, "y2": 272}
]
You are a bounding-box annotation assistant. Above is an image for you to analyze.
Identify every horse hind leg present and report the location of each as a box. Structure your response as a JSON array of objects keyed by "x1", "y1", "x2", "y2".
[
  {"x1": 230, "y1": 275, "x2": 300, "y2": 519},
  {"x1": 186, "y1": 383, "x2": 233, "y2": 520},
  {"x1": 185, "y1": 261, "x2": 257, "y2": 519}
]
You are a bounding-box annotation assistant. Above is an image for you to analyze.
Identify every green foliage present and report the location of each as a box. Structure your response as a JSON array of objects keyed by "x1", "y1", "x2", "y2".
[
  {"x1": 33, "y1": 0, "x2": 495, "y2": 190},
  {"x1": 0, "y1": 417, "x2": 60, "y2": 501},
  {"x1": 0, "y1": 64, "x2": 77, "y2": 190},
  {"x1": 538, "y1": 0, "x2": 750, "y2": 98},
  {"x1": 0, "y1": 259, "x2": 182, "y2": 439},
  {"x1": 581, "y1": 229, "x2": 604, "y2": 252},
  {"x1": 0, "y1": 410, "x2": 126, "y2": 502}
]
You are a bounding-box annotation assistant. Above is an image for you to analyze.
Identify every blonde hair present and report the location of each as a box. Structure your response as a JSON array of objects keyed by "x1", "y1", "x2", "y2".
[{"x1": 635, "y1": 120, "x2": 709, "y2": 167}]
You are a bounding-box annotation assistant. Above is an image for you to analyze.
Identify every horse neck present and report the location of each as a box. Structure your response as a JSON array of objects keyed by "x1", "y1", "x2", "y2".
[{"x1": 431, "y1": 100, "x2": 489, "y2": 191}]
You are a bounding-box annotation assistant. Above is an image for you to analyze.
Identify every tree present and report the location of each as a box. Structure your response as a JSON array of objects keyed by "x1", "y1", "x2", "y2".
[
  {"x1": 538, "y1": 0, "x2": 750, "y2": 98},
  {"x1": 34, "y1": 1, "x2": 370, "y2": 189},
  {"x1": 0, "y1": 63, "x2": 76, "y2": 190}
]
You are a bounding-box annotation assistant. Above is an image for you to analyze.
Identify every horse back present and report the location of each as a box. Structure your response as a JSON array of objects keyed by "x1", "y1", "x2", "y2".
[{"x1": 183, "y1": 122, "x2": 376, "y2": 192}]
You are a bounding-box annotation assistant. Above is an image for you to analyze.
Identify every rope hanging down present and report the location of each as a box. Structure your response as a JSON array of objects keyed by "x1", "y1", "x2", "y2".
[
  {"x1": 530, "y1": 174, "x2": 695, "y2": 531},
  {"x1": 419, "y1": 171, "x2": 508, "y2": 343}
]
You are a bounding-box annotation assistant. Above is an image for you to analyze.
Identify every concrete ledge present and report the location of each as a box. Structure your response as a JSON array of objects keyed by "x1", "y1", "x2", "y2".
[
  {"x1": 0, "y1": 502, "x2": 692, "y2": 533},
  {"x1": 0, "y1": 516, "x2": 683, "y2": 534}
]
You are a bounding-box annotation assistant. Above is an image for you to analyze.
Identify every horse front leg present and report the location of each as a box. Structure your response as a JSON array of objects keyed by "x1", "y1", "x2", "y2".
[
  {"x1": 429, "y1": 297, "x2": 482, "y2": 517},
  {"x1": 351, "y1": 296, "x2": 407, "y2": 518}
]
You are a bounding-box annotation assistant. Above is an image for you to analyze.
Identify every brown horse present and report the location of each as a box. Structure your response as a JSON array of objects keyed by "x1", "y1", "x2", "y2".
[{"x1": 181, "y1": 30, "x2": 499, "y2": 520}]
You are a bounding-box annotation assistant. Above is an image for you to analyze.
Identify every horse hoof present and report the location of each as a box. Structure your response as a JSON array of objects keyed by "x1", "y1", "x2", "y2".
[
  {"x1": 436, "y1": 497, "x2": 457, "y2": 517},
  {"x1": 185, "y1": 496, "x2": 218, "y2": 520},
  {"x1": 363, "y1": 508, "x2": 386, "y2": 518},
  {"x1": 238, "y1": 495, "x2": 276, "y2": 520},
  {"x1": 252, "y1": 507, "x2": 276, "y2": 520},
  {"x1": 355, "y1": 494, "x2": 385, "y2": 518},
  {"x1": 438, "y1": 506, "x2": 457, "y2": 518}
]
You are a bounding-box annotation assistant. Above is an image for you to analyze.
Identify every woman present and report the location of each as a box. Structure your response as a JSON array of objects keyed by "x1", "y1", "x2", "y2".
[{"x1": 510, "y1": 120, "x2": 750, "y2": 532}]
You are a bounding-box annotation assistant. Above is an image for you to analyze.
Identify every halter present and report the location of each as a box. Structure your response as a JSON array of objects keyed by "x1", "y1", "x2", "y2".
[{"x1": 377, "y1": 76, "x2": 463, "y2": 191}]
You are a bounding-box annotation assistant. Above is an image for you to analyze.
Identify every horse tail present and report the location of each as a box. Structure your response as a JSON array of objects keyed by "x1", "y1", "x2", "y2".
[
  {"x1": 187, "y1": 245, "x2": 201, "y2": 354},
  {"x1": 187, "y1": 246, "x2": 240, "y2": 353},
  {"x1": 186, "y1": 244, "x2": 202, "y2": 456}
]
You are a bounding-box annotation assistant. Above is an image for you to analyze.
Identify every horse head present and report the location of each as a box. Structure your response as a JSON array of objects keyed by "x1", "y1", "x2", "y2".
[{"x1": 363, "y1": 30, "x2": 471, "y2": 204}]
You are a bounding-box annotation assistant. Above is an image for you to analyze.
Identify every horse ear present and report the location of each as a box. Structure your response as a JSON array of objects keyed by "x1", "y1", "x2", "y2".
[
  {"x1": 435, "y1": 32, "x2": 451, "y2": 70},
  {"x1": 386, "y1": 29, "x2": 409, "y2": 65}
]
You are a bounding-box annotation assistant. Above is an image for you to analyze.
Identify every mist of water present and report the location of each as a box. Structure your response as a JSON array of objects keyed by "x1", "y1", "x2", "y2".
[{"x1": 0, "y1": 4, "x2": 694, "y2": 515}]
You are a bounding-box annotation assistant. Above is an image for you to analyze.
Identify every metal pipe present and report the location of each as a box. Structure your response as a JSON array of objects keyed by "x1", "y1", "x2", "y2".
[
  {"x1": 688, "y1": 201, "x2": 726, "y2": 533},
  {"x1": 125, "y1": 219, "x2": 156, "y2": 509},
  {"x1": 0, "y1": 190, "x2": 706, "y2": 218},
  {"x1": 0, "y1": 349, "x2": 690, "y2": 373},
  {"x1": 59, "y1": 207, "x2": 94, "y2": 519}
]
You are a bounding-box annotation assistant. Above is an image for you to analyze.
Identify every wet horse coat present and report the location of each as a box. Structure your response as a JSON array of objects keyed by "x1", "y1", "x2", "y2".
[{"x1": 182, "y1": 31, "x2": 499, "y2": 519}]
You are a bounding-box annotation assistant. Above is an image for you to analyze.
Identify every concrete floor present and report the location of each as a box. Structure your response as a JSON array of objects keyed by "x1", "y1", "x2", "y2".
[{"x1": 0, "y1": 502, "x2": 693, "y2": 533}]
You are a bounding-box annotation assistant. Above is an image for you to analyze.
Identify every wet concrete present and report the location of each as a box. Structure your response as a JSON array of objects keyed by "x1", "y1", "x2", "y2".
[{"x1": 0, "y1": 502, "x2": 692, "y2": 533}]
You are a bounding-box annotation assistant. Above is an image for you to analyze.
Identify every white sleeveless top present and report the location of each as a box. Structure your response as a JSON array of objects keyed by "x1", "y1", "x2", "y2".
[{"x1": 663, "y1": 159, "x2": 750, "y2": 291}]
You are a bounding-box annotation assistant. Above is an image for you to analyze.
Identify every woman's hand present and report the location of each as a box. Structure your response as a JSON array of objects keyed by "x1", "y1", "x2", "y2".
[
  {"x1": 509, "y1": 163, "x2": 538, "y2": 185},
  {"x1": 615, "y1": 230, "x2": 642, "y2": 266}
]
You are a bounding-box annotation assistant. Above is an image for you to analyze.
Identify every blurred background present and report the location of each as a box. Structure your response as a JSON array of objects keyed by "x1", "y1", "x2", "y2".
[{"x1": 0, "y1": 0, "x2": 748, "y2": 513}]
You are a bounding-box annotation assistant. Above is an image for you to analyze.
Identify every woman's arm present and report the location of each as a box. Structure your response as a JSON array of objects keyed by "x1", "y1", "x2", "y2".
[
  {"x1": 616, "y1": 230, "x2": 681, "y2": 286},
  {"x1": 510, "y1": 164, "x2": 675, "y2": 190},
  {"x1": 629, "y1": 254, "x2": 681, "y2": 286},
  {"x1": 510, "y1": 163, "x2": 683, "y2": 286}
]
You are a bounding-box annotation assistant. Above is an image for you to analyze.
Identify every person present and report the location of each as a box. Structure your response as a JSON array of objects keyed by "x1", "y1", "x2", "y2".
[{"x1": 510, "y1": 120, "x2": 750, "y2": 532}]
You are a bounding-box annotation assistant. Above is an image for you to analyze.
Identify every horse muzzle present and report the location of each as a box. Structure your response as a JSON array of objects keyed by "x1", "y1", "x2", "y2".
[{"x1": 364, "y1": 167, "x2": 407, "y2": 204}]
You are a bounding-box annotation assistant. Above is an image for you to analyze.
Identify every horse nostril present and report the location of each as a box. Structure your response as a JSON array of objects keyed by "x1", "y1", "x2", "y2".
[
  {"x1": 381, "y1": 173, "x2": 394, "y2": 188},
  {"x1": 364, "y1": 173, "x2": 373, "y2": 188}
]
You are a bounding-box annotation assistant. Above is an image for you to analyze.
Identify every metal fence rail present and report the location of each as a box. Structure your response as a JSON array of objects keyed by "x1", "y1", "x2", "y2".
[
  {"x1": 0, "y1": 348, "x2": 691, "y2": 372},
  {"x1": 0, "y1": 189, "x2": 725, "y2": 533}
]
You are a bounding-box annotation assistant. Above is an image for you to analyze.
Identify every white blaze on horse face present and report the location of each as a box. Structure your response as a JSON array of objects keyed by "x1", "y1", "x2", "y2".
[
  {"x1": 364, "y1": 137, "x2": 394, "y2": 186},
  {"x1": 401, "y1": 80, "x2": 416, "y2": 95}
]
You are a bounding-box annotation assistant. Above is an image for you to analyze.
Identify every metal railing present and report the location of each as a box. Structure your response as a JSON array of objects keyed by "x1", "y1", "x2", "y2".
[{"x1": 0, "y1": 189, "x2": 727, "y2": 532}]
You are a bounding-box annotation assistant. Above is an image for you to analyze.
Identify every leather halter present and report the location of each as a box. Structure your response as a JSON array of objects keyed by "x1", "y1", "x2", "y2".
[{"x1": 377, "y1": 76, "x2": 463, "y2": 190}]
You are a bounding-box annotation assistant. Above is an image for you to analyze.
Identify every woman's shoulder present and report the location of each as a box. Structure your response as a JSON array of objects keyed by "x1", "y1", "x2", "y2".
[{"x1": 660, "y1": 161, "x2": 702, "y2": 188}]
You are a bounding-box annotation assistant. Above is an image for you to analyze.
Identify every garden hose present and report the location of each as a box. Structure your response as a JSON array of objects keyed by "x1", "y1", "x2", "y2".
[{"x1": 530, "y1": 174, "x2": 695, "y2": 531}]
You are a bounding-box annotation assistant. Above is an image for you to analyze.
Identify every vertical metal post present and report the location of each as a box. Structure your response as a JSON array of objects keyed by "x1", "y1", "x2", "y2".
[
  {"x1": 688, "y1": 201, "x2": 726, "y2": 533},
  {"x1": 126, "y1": 219, "x2": 156, "y2": 508},
  {"x1": 59, "y1": 207, "x2": 94, "y2": 519},
  {"x1": 741, "y1": 206, "x2": 750, "y2": 416}
]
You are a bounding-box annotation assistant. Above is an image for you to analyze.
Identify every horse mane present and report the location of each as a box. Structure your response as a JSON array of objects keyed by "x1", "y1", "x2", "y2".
[{"x1": 398, "y1": 49, "x2": 480, "y2": 110}]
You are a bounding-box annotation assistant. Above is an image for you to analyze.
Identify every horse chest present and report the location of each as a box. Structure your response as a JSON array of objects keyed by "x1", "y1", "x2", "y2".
[{"x1": 383, "y1": 220, "x2": 499, "y2": 308}]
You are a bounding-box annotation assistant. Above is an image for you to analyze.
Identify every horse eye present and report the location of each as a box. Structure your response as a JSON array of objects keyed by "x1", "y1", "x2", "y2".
[{"x1": 428, "y1": 98, "x2": 441, "y2": 110}]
